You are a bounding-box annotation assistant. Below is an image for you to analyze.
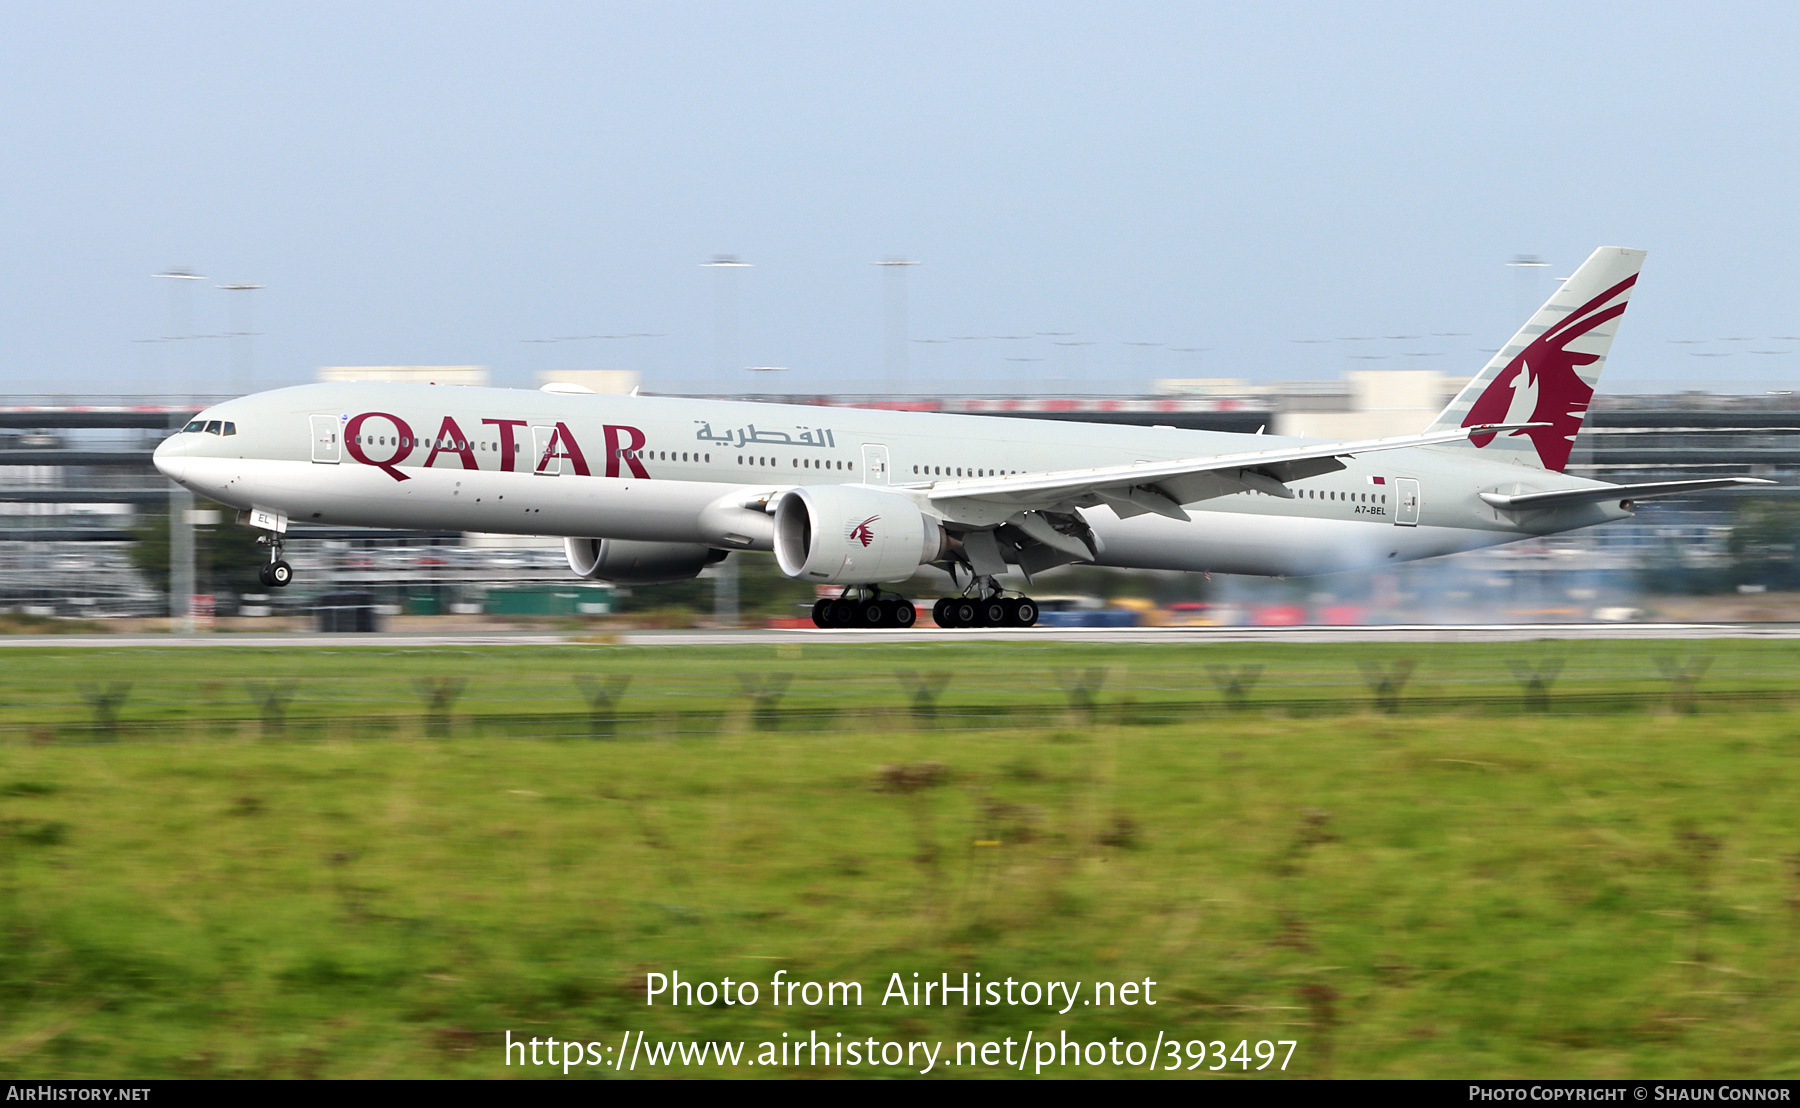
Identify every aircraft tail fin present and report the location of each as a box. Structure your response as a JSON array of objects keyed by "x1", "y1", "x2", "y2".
[{"x1": 1428, "y1": 246, "x2": 1646, "y2": 472}]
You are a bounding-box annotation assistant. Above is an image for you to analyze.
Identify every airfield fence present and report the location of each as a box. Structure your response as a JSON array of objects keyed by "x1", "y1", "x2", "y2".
[{"x1": 1, "y1": 646, "x2": 1798, "y2": 744}]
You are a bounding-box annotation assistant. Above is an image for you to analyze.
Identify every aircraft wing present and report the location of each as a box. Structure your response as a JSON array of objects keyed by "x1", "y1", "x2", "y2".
[
  {"x1": 1478, "y1": 477, "x2": 1774, "y2": 511},
  {"x1": 923, "y1": 422, "x2": 1545, "y2": 523}
]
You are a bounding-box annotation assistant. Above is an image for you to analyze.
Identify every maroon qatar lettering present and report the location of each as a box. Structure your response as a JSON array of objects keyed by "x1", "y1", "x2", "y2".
[
  {"x1": 537, "y1": 421, "x2": 593, "y2": 477},
  {"x1": 344, "y1": 412, "x2": 416, "y2": 482},
  {"x1": 603, "y1": 424, "x2": 649, "y2": 479},
  {"x1": 342, "y1": 413, "x2": 625, "y2": 481},
  {"x1": 422, "y1": 416, "x2": 478, "y2": 470},
  {"x1": 482, "y1": 418, "x2": 527, "y2": 472}
]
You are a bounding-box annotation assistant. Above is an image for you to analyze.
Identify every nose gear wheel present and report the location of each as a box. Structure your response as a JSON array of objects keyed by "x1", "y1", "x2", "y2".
[{"x1": 255, "y1": 533, "x2": 293, "y2": 589}]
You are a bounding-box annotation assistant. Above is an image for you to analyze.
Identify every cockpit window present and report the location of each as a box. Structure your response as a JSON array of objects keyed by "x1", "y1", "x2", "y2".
[
  {"x1": 222, "y1": 422, "x2": 236, "y2": 436},
  {"x1": 184, "y1": 420, "x2": 205, "y2": 432},
  {"x1": 205, "y1": 420, "x2": 223, "y2": 435}
]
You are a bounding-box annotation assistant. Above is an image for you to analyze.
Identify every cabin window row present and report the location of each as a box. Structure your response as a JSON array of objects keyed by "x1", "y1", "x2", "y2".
[
  {"x1": 737, "y1": 456, "x2": 853, "y2": 470},
  {"x1": 912, "y1": 466, "x2": 1017, "y2": 478},
  {"x1": 353, "y1": 435, "x2": 522, "y2": 453},
  {"x1": 617, "y1": 450, "x2": 710, "y2": 463},
  {"x1": 1246, "y1": 488, "x2": 1386, "y2": 503},
  {"x1": 1279, "y1": 489, "x2": 1385, "y2": 503}
]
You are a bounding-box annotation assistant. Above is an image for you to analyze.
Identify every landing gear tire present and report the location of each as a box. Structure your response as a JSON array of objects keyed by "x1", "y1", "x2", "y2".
[
  {"x1": 931, "y1": 592, "x2": 1039, "y2": 628},
  {"x1": 809, "y1": 592, "x2": 922, "y2": 630},
  {"x1": 256, "y1": 531, "x2": 291, "y2": 588}
]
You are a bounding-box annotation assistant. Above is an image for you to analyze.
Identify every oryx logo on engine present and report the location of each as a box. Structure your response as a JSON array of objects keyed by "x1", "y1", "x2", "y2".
[{"x1": 847, "y1": 516, "x2": 878, "y2": 547}]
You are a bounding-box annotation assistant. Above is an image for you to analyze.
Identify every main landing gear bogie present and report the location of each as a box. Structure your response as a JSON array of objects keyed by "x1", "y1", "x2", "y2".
[
  {"x1": 808, "y1": 583, "x2": 1040, "y2": 631},
  {"x1": 810, "y1": 589, "x2": 918, "y2": 629},
  {"x1": 931, "y1": 593, "x2": 1039, "y2": 628}
]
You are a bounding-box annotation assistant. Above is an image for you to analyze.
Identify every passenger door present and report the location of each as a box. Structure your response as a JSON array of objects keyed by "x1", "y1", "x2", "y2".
[
  {"x1": 532, "y1": 425, "x2": 560, "y2": 475},
  {"x1": 310, "y1": 414, "x2": 341, "y2": 463},
  {"x1": 1394, "y1": 478, "x2": 1421, "y2": 526},
  {"x1": 861, "y1": 444, "x2": 890, "y2": 485}
]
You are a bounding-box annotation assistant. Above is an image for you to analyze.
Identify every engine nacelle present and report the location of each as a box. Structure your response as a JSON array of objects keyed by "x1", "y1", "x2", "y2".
[
  {"x1": 772, "y1": 485, "x2": 945, "y2": 584},
  {"x1": 565, "y1": 537, "x2": 726, "y2": 585}
]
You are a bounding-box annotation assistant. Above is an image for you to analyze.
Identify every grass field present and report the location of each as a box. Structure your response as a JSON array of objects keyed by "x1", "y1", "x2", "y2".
[{"x1": 1, "y1": 641, "x2": 1798, "y2": 1078}]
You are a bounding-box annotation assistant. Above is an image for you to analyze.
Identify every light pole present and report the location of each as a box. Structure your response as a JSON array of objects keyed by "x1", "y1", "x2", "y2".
[
  {"x1": 154, "y1": 269, "x2": 204, "y2": 633},
  {"x1": 713, "y1": 556, "x2": 739, "y2": 628},
  {"x1": 217, "y1": 283, "x2": 263, "y2": 395},
  {"x1": 1506, "y1": 254, "x2": 1550, "y2": 322},
  {"x1": 153, "y1": 269, "x2": 205, "y2": 397},
  {"x1": 701, "y1": 255, "x2": 751, "y2": 396},
  {"x1": 873, "y1": 257, "x2": 918, "y2": 394}
]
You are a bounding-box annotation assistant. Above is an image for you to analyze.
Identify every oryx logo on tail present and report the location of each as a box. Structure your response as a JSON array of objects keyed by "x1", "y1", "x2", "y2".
[
  {"x1": 1429, "y1": 246, "x2": 1645, "y2": 472},
  {"x1": 1462, "y1": 273, "x2": 1637, "y2": 472},
  {"x1": 847, "y1": 516, "x2": 878, "y2": 547}
]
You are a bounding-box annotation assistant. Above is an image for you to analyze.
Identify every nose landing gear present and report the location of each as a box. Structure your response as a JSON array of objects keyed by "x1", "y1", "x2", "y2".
[{"x1": 256, "y1": 534, "x2": 293, "y2": 588}]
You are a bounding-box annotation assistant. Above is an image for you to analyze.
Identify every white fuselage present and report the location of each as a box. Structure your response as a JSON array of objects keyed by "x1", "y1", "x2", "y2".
[{"x1": 153, "y1": 382, "x2": 1630, "y2": 579}]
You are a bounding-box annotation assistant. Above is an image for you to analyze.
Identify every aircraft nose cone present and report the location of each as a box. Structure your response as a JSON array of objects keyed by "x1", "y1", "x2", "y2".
[{"x1": 153, "y1": 439, "x2": 186, "y2": 483}]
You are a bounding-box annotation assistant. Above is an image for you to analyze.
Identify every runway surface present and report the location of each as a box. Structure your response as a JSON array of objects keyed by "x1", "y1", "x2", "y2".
[{"x1": 4, "y1": 623, "x2": 1800, "y2": 647}]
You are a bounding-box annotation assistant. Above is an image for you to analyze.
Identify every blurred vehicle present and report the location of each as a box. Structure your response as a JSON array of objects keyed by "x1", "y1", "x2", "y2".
[
  {"x1": 316, "y1": 590, "x2": 380, "y2": 632},
  {"x1": 1156, "y1": 601, "x2": 1240, "y2": 626},
  {"x1": 1035, "y1": 596, "x2": 1140, "y2": 628},
  {"x1": 1251, "y1": 604, "x2": 1307, "y2": 626}
]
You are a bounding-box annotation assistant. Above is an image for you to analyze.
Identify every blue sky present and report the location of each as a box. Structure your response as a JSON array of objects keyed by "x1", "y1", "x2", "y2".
[{"x1": 3, "y1": 2, "x2": 1798, "y2": 397}]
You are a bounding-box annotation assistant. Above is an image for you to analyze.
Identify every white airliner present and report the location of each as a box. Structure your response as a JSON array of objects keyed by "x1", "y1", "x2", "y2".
[{"x1": 153, "y1": 246, "x2": 1767, "y2": 628}]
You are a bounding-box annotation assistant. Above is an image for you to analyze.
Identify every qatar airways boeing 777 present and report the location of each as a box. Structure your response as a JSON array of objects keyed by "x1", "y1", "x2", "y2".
[{"x1": 152, "y1": 246, "x2": 1767, "y2": 628}]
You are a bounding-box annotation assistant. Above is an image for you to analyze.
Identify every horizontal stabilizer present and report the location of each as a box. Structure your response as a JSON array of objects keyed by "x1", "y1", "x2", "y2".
[{"x1": 1479, "y1": 477, "x2": 1774, "y2": 511}]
